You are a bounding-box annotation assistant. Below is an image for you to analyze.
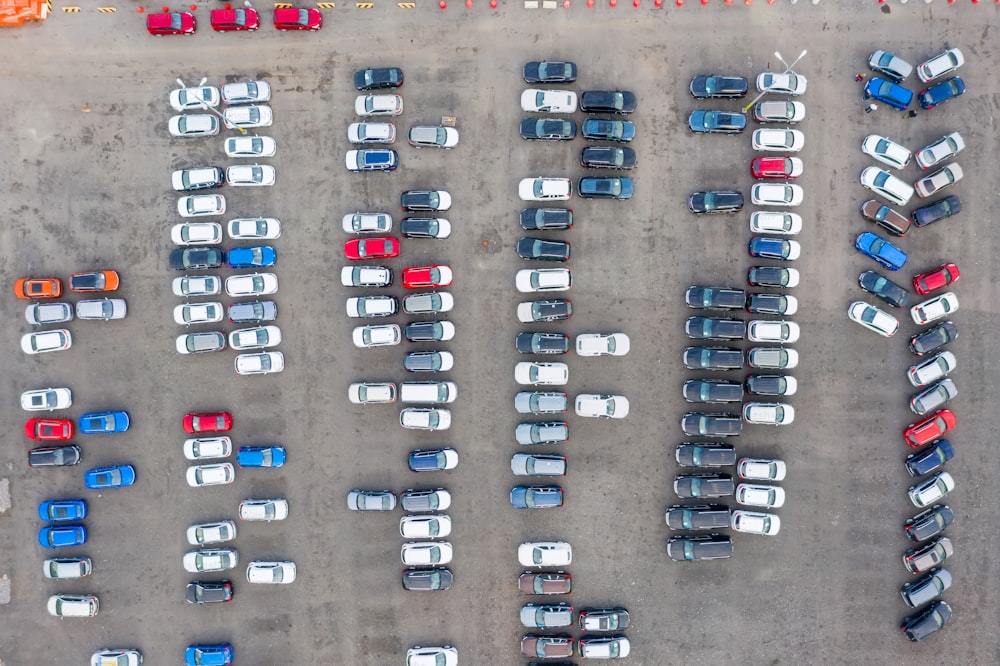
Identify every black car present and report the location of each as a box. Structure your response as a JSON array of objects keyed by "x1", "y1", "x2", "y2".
[
  {"x1": 747, "y1": 266, "x2": 798, "y2": 288},
  {"x1": 520, "y1": 299, "x2": 572, "y2": 322},
  {"x1": 517, "y1": 237, "x2": 571, "y2": 262},
  {"x1": 400, "y1": 190, "x2": 449, "y2": 211},
  {"x1": 675, "y1": 443, "x2": 737, "y2": 467},
  {"x1": 580, "y1": 146, "x2": 636, "y2": 170},
  {"x1": 674, "y1": 473, "x2": 735, "y2": 499},
  {"x1": 911, "y1": 195, "x2": 961, "y2": 228},
  {"x1": 682, "y1": 346, "x2": 743, "y2": 371},
  {"x1": 28, "y1": 445, "x2": 82, "y2": 468},
  {"x1": 353, "y1": 67, "x2": 404, "y2": 90},
  {"x1": 404, "y1": 321, "x2": 452, "y2": 342},
  {"x1": 685, "y1": 317, "x2": 745, "y2": 341},
  {"x1": 689, "y1": 75, "x2": 749, "y2": 99},
  {"x1": 858, "y1": 270, "x2": 910, "y2": 308},
  {"x1": 905, "y1": 439, "x2": 953, "y2": 477},
  {"x1": 682, "y1": 380, "x2": 744, "y2": 404},
  {"x1": 516, "y1": 332, "x2": 570, "y2": 354},
  {"x1": 520, "y1": 118, "x2": 577, "y2": 141},
  {"x1": 403, "y1": 351, "x2": 450, "y2": 372},
  {"x1": 228, "y1": 300, "x2": 277, "y2": 324},
  {"x1": 746, "y1": 293, "x2": 795, "y2": 315},
  {"x1": 909, "y1": 321, "x2": 957, "y2": 356},
  {"x1": 901, "y1": 600, "x2": 951, "y2": 642},
  {"x1": 520, "y1": 208, "x2": 573, "y2": 231},
  {"x1": 745, "y1": 375, "x2": 796, "y2": 396},
  {"x1": 578, "y1": 177, "x2": 633, "y2": 200},
  {"x1": 904, "y1": 504, "x2": 955, "y2": 543},
  {"x1": 400, "y1": 217, "x2": 449, "y2": 239},
  {"x1": 186, "y1": 580, "x2": 233, "y2": 604},
  {"x1": 581, "y1": 118, "x2": 635, "y2": 142},
  {"x1": 667, "y1": 534, "x2": 733, "y2": 561},
  {"x1": 688, "y1": 191, "x2": 744, "y2": 214},
  {"x1": 523, "y1": 61, "x2": 578, "y2": 84},
  {"x1": 401, "y1": 567, "x2": 453, "y2": 591},
  {"x1": 681, "y1": 413, "x2": 742, "y2": 437},
  {"x1": 665, "y1": 504, "x2": 732, "y2": 531},
  {"x1": 688, "y1": 110, "x2": 747, "y2": 134},
  {"x1": 685, "y1": 286, "x2": 746, "y2": 309},
  {"x1": 580, "y1": 90, "x2": 636, "y2": 114},
  {"x1": 169, "y1": 248, "x2": 224, "y2": 270}
]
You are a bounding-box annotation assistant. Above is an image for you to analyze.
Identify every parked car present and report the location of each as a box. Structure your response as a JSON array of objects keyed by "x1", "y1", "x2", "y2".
[
  {"x1": 15, "y1": 277, "x2": 62, "y2": 299},
  {"x1": 688, "y1": 191, "x2": 743, "y2": 214},
  {"x1": 76, "y1": 299, "x2": 126, "y2": 321},
  {"x1": 520, "y1": 208, "x2": 573, "y2": 231},
  {"x1": 520, "y1": 89, "x2": 578, "y2": 113},
  {"x1": 46, "y1": 556, "x2": 92, "y2": 580},
  {"x1": 346, "y1": 490, "x2": 396, "y2": 511},
  {"x1": 176, "y1": 331, "x2": 226, "y2": 355},
  {"x1": 855, "y1": 231, "x2": 907, "y2": 271},
  {"x1": 905, "y1": 439, "x2": 954, "y2": 477},
  {"x1": 905, "y1": 505, "x2": 955, "y2": 543},
  {"x1": 517, "y1": 298, "x2": 572, "y2": 322},
  {"x1": 345, "y1": 149, "x2": 398, "y2": 171},
  {"x1": 914, "y1": 264, "x2": 961, "y2": 296},
  {"x1": 581, "y1": 176, "x2": 633, "y2": 199},
  {"x1": 347, "y1": 122, "x2": 396, "y2": 144},
  {"x1": 186, "y1": 463, "x2": 235, "y2": 488},
  {"x1": 235, "y1": 352, "x2": 284, "y2": 376},
  {"x1": 402, "y1": 265, "x2": 453, "y2": 288},
  {"x1": 169, "y1": 248, "x2": 224, "y2": 270},
  {"x1": 246, "y1": 560, "x2": 296, "y2": 584},
  {"x1": 170, "y1": 85, "x2": 219, "y2": 111},
  {"x1": 185, "y1": 644, "x2": 233, "y2": 666},
  {"x1": 401, "y1": 489, "x2": 451, "y2": 512},
  {"x1": 210, "y1": 7, "x2": 258, "y2": 31},
  {"x1": 183, "y1": 549, "x2": 238, "y2": 573},
  {"x1": 685, "y1": 317, "x2": 745, "y2": 341},
  {"x1": 689, "y1": 74, "x2": 748, "y2": 98},
  {"x1": 519, "y1": 571, "x2": 572, "y2": 594},
  {"x1": 523, "y1": 60, "x2": 577, "y2": 83},
  {"x1": 401, "y1": 217, "x2": 451, "y2": 239},
  {"x1": 515, "y1": 391, "x2": 568, "y2": 414},
  {"x1": 401, "y1": 190, "x2": 452, "y2": 211},
  {"x1": 28, "y1": 445, "x2": 81, "y2": 468},
  {"x1": 674, "y1": 473, "x2": 735, "y2": 498},
  {"x1": 348, "y1": 382, "x2": 397, "y2": 405},
  {"x1": 404, "y1": 321, "x2": 455, "y2": 342},
  {"x1": 747, "y1": 266, "x2": 799, "y2": 288},
  {"x1": 751, "y1": 128, "x2": 805, "y2": 152},
  {"x1": 25, "y1": 418, "x2": 73, "y2": 441},
  {"x1": 579, "y1": 636, "x2": 631, "y2": 659},
  {"x1": 580, "y1": 146, "x2": 636, "y2": 169},
  {"x1": 511, "y1": 453, "x2": 567, "y2": 477},
  {"x1": 746, "y1": 347, "x2": 798, "y2": 370},
  {"x1": 751, "y1": 157, "x2": 803, "y2": 179},
  {"x1": 847, "y1": 301, "x2": 899, "y2": 337},
  {"x1": 510, "y1": 485, "x2": 564, "y2": 509},
  {"x1": 400, "y1": 515, "x2": 452, "y2": 539},
  {"x1": 343, "y1": 212, "x2": 392, "y2": 234},
  {"x1": 408, "y1": 125, "x2": 459, "y2": 148},
  {"x1": 683, "y1": 346, "x2": 742, "y2": 371},
  {"x1": 401, "y1": 568, "x2": 453, "y2": 591},
  {"x1": 224, "y1": 135, "x2": 275, "y2": 157},
  {"x1": 909, "y1": 321, "x2": 958, "y2": 356},
  {"x1": 752, "y1": 100, "x2": 805, "y2": 123},
  {"x1": 580, "y1": 90, "x2": 636, "y2": 114},
  {"x1": 868, "y1": 49, "x2": 913, "y2": 82},
  {"x1": 237, "y1": 445, "x2": 286, "y2": 468},
  {"x1": 47, "y1": 593, "x2": 100, "y2": 618},
  {"x1": 38, "y1": 525, "x2": 87, "y2": 549},
  {"x1": 675, "y1": 443, "x2": 736, "y2": 467},
  {"x1": 399, "y1": 407, "x2": 451, "y2": 430},
  {"x1": 911, "y1": 195, "x2": 961, "y2": 228},
  {"x1": 515, "y1": 422, "x2": 569, "y2": 445},
  {"x1": 519, "y1": 177, "x2": 572, "y2": 201},
  {"x1": 682, "y1": 379, "x2": 743, "y2": 403},
  {"x1": 21, "y1": 387, "x2": 72, "y2": 412},
  {"x1": 225, "y1": 272, "x2": 278, "y2": 297},
  {"x1": 184, "y1": 411, "x2": 232, "y2": 434},
  {"x1": 518, "y1": 541, "x2": 572, "y2": 567},
  {"x1": 177, "y1": 194, "x2": 226, "y2": 218},
  {"x1": 147, "y1": 10, "x2": 196, "y2": 34},
  {"x1": 903, "y1": 536, "x2": 953, "y2": 574},
  {"x1": 748, "y1": 236, "x2": 800, "y2": 261},
  {"x1": 521, "y1": 603, "x2": 573, "y2": 628},
  {"x1": 172, "y1": 166, "x2": 225, "y2": 192},
  {"x1": 402, "y1": 292, "x2": 454, "y2": 314},
  {"x1": 863, "y1": 77, "x2": 913, "y2": 110},
  {"x1": 858, "y1": 271, "x2": 909, "y2": 308},
  {"x1": 680, "y1": 412, "x2": 743, "y2": 437},
  {"x1": 749, "y1": 212, "x2": 801, "y2": 236},
  {"x1": 918, "y1": 76, "x2": 965, "y2": 110},
  {"x1": 21, "y1": 330, "x2": 72, "y2": 355},
  {"x1": 916, "y1": 47, "x2": 964, "y2": 83},
  {"x1": 909, "y1": 379, "x2": 958, "y2": 416},
  {"x1": 227, "y1": 246, "x2": 276, "y2": 269},
  {"x1": 665, "y1": 505, "x2": 731, "y2": 531},
  {"x1": 686, "y1": 285, "x2": 745, "y2": 309},
  {"x1": 408, "y1": 448, "x2": 458, "y2": 472},
  {"x1": 907, "y1": 351, "x2": 957, "y2": 387},
  {"x1": 915, "y1": 132, "x2": 965, "y2": 169},
  {"x1": 688, "y1": 110, "x2": 746, "y2": 134},
  {"x1": 756, "y1": 71, "x2": 807, "y2": 94},
  {"x1": 747, "y1": 320, "x2": 799, "y2": 343},
  {"x1": 405, "y1": 647, "x2": 457, "y2": 666},
  {"x1": 79, "y1": 411, "x2": 130, "y2": 434},
  {"x1": 861, "y1": 134, "x2": 911, "y2": 169},
  {"x1": 900, "y1": 568, "x2": 952, "y2": 608},
  {"x1": 742, "y1": 402, "x2": 795, "y2": 425},
  {"x1": 907, "y1": 471, "x2": 955, "y2": 507},
  {"x1": 744, "y1": 374, "x2": 797, "y2": 396},
  {"x1": 169, "y1": 114, "x2": 219, "y2": 137},
  {"x1": 239, "y1": 498, "x2": 288, "y2": 521},
  {"x1": 731, "y1": 510, "x2": 781, "y2": 536},
  {"x1": 667, "y1": 534, "x2": 733, "y2": 561},
  {"x1": 354, "y1": 67, "x2": 403, "y2": 90},
  {"x1": 737, "y1": 457, "x2": 787, "y2": 481},
  {"x1": 521, "y1": 635, "x2": 574, "y2": 660},
  {"x1": 354, "y1": 94, "x2": 402, "y2": 116},
  {"x1": 735, "y1": 483, "x2": 785, "y2": 508},
  {"x1": 581, "y1": 118, "x2": 635, "y2": 142},
  {"x1": 902, "y1": 601, "x2": 952, "y2": 642},
  {"x1": 84, "y1": 465, "x2": 136, "y2": 489},
  {"x1": 904, "y1": 409, "x2": 956, "y2": 447},
  {"x1": 187, "y1": 520, "x2": 237, "y2": 546},
  {"x1": 914, "y1": 164, "x2": 963, "y2": 199},
  {"x1": 516, "y1": 332, "x2": 569, "y2": 354},
  {"x1": 574, "y1": 394, "x2": 629, "y2": 418},
  {"x1": 860, "y1": 167, "x2": 913, "y2": 207},
  {"x1": 186, "y1": 580, "x2": 233, "y2": 604}
]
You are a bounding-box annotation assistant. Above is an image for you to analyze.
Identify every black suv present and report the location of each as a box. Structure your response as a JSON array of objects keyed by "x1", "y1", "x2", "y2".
[
  {"x1": 667, "y1": 534, "x2": 734, "y2": 561},
  {"x1": 520, "y1": 208, "x2": 573, "y2": 231},
  {"x1": 516, "y1": 332, "x2": 570, "y2": 355},
  {"x1": 683, "y1": 347, "x2": 743, "y2": 371},
  {"x1": 580, "y1": 146, "x2": 637, "y2": 170},
  {"x1": 682, "y1": 380, "x2": 744, "y2": 404},
  {"x1": 353, "y1": 67, "x2": 403, "y2": 90},
  {"x1": 517, "y1": 238, "x2": 571, "y2": 262},
  {"x1": 674, "y1": 474, "x2": 735, "y2": 499},
  {"x1": 689, "y1": 75, "x2": 749, "y2": 99},
  {"x1": 685, "y1": 286, "x2": 746, "y2": 310},
  {"x1": 675, "y1": 443, "x2": 737, "y2": 467},
  {"x1": 688, "y1": 190, "x2": 744, "y2": 214},
  {"x1": 665, "y1": 505, "x2": 732, "y2": 531},
  {"x1": 580, "y1": 90, "x2": 636, "y2": 114},
  {"x1": 685, "y1": 317, "x2": 746, "y2": 341},
  {"x1": 681, "y1": 413, "x2": 743, "y2": 437},
  {"x1": 909, "y1": 321, "x2": 957, "y2": 356},
  {"x1": 520, "y1": 118, "x2": 577, "y2": 141},
  {"x1": 169, "y1": 248, "x2": 224, "y2": 271}
]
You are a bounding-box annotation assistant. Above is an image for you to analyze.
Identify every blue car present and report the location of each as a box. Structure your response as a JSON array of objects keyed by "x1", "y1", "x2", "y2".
[
  {"x1": 38, "y1": 499, "x2": 88, "y2": 523},
  {"x1": 918, "y1": 76, "x2": 965, "y2": 110},
  {"x1": 79, "y1": 411, "x2": 130, "y2": 434},
  {"x1": 864, "y1": 77, "x2": 913, "y2": 110},
  {"x1": 855, "y1": 231, "x2": 908, "y2": 271},
  {"x1": 905, "y1": 440, "x2": 954, "y2": 478},
  {"x1": 38, "y1": 525, "x2": 87, "y2": 549},
  {"x1": 748, "y1": 236, "x2": 801, "y2": 261},
  {"x1": 688, "y1": 110, "x2": 747, "y2": 134},
  {"x1": 186, "y1": 643, "x2": 233, "y2": 666},
  {"x1": 84, "y1": 464, "x2": 136, "y2": 490},
  {"x1": 510, "y1": 485, "x2": 564, "y2": 509},
  {"x1": 581, "y1": 118, "x2": 635, "y2": 142},
  {"x1": 578, "y1": 177, "x2": 633, "y2": 200},
  {"x1": 227, "y1": 246, "x2": 276, "y2": 269},
  {"x1": 236, "y1": 445, "x2": 286, "y2": 468}
]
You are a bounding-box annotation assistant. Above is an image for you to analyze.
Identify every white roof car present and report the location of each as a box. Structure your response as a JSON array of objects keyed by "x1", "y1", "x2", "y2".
[
  {"x1": 743, "y1": 402, "x2": 795, "y2": 425},
  {"x1": 238, "y1": 498, "x2": 289, "y2": 521},
  {"x1": 914, "y1": 164, "x2": 963, "y2": 199},
  {"x1": 515, "y1": 268, "x2": 572, "y2": 293},
  {"x1": 751, "y1": 129, "x2": 805, "y2": 152},
  {"x1": 21, "y1": 387, "x2": 72, "y2": 412},
  {"x1": 579, "y1": 637, "x2": 631, "y2": 659},
  {"x1": 43, "y1": 556, "x2": 92, "y2": 579},
  {"x1": 183, "y1": 436, "x2": 233, "y2": 460},
  {"x1": 342, "y1": 212, "x2": 393, "y2": 234},
  {"x1": 401, "y1": 541, "x2": 454, "y2": 566},
  {"x1": 861, "y1": 135, "x2": 912, "y2": 170},
  {"x1": 747, "y1": 347, "x2": 799, "y2": 369},
  {"x1": 186, "y1": 520, "x2": 237, "y2": 546},
  {"x1": 399, "y1": 407, "x2": 452, "y2": 431},
  {"x1": 346, "y1": 295, "x2": 397, "y2": 318},
  {"x1": 399, "y1": 515, "x2": 452, "y2": 539},
  {"x1": 21, "y1": 329, "x2": 72, "y2": 354},
  {"x1": 171, "y1": 222, "x2": 223, "y2": 245},
  {"x1": 917, "y1": 47, "x2": 964, "y2": 83},
  {"x1": 171, "y1": 166, "x2": 225, "y2": 192},
  {"x1": 575, "y1": 333, "x2": 630, "y2": 357},
  {"x1": 168, "y1": 114, "x2": 220, "y2": 138},
  {"x1": 575, "y1": 394, "x2": 630, "y2": 419},
  {"x1": 515, "y1": 362, "x2": 569, "y2": 386},
  {"x1": 751, "y1": 184, "x2": 803, "y2": 207},
  {"x1": 907, "y1": 351, "x2": 957, "y2": 388},
  {"x1": 77, "y1": 298, "x2": 127, "y2": 322},
  {"x1": 518, "y1": 541, "x2": 573, "y2": 567},
  {"x1": 908, "y1": 472, "x2": 955, "y2": 507},
  {"x1": 911, "y1": 292, "x2": 958, "y2": 326},
  {"x1": 177, "y1": 194, "x2": 226, "y2": 218},
  {"x1": 737, "y1": 457, "x2": 787, "y2": 481},
  {"x1": 25, "y1": 302, "x2": 73, "y2": 325},
  {"x1": 226, "y1": 164, "x2": 276, "y2": 186},
  {"x1": 352, "y1": 324, "x2": 401, "y2": 348},
  {"x1": 511, "y1": 453, "x2": 567, "y2": 476},
  {"x1": 520, "y1": 603, "x2": 574, "y2": 628},
  {"x1": 222, "y1": 80, "x2": 271, "y2": 105},
  {"x1": 246, "y1": 560, "x2": 296, "y2": 584},
  {"x1": 406, "y1": 646, "x2": 458, "y2": 666},
  {"x1": 186, "y1": 462, "x2": 235, "y2": 487},
  {"x1": 175, "y1": 331, "x2": 226, "y2": 355},
  {"x1": 408, "y1": 125, "x2": 460, "y2": 148},
  {"x1": 753, "y1": 100, "x2": 806, "y2": 123},
  {"x1": 747, "y1": 320, "x2": 800, "y2": 343},
  {"x1": 520, "y1": 89, "x2": 578, "y2": 113},
  {"x1": 341, "y1": 265, "x2": 392, "y2": 288},
  {"x1": 235, "y1": 351, "x2": 285, "y2": 375},
  {"x1": 226, "y1": 273, "x2": 278, "y2": 297},
  {"x1": 731, "y1": 510, "x2": 781, "y2": 536},
  {"x1": 402, "y1": 291, "x2": 454, "y2": 314},
  {"x1": 348, "y1": 382, "x2": 397, "y2": 404},
  {"x1": 354, "y1": 93, "x2": 403, "y2": 116},
  {"x1": 182, "y1": 548, "x2": 238, "y2": 573},
  {"x1": 915, "y1": 132, "x2": 965, "y2": 170},
  {"x1": 519, "y1": 177, "x2": 573, "y2": 201},
  {"x1": 756, "y1": 71, "x2": 808, "y2": 95},
  {"x1": 224, "y1": 135, "x2": 276, "y2": 158},
  {"x1": 860, "y1": 166, "x2": 913, "y2": 207},
  {"x1": 229, "y1": 325, "x2": 282, "y2": 350},
  {"x1": 170, "y1": 85, "x2": 220, "y2": 111},
  {"x1": 228, "y1": 217, "x2": 281, "y2": 240},
  {"x1": 223, "y1": 105, "x2": 273, "y2": 129},
  {"x1": 47, "y1": 594, "x2": 99, "y2": 617},
  {"x1": 750, "y1": 211, "x2": 802, "y2": 235},
  {"x1": 172, "y1": 275, "x2": 221, "y2": 297},
  {"x1": 347, "y1": 121, "x2": 396, "y2": 144},
  {"x1": 735, "y1": 483, "x2": 786, "y2": 508},
  {"x1": 848, "y1": 300, "x2": 900, "y2": 337},
  {"x1": 91, "y1": 649, "x2": 142, "y2": 666}
]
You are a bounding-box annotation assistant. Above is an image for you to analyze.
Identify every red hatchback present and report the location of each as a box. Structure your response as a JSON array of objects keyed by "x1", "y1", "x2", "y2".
[
  {"x1": 750, "y1": 157, "x2": 803, "y2": 179},
  {"x1": 14, "y1": 278, "x2": 62, "y2": 300},
  {"x1": 912, "y1": 263, "x2": 960, "y2": 295},
  {"x1": 273, "y1": 7, "x2": 322, "y2": 30},
  {"x1": 184, "y1": 412, "x2": 233, "y2": 434},
  {"x1": 210, "y1": 8, "x2": 259, "y2": 31},
  {"x1": 25, "y1": 418, "x2": 74, "y2": 441},
  {"x1": 904, "y1": 409, "x2": 956, "y2": 448},
  {"x1": 147, "y1": 11, "x2": 196, "y2": 35},
  {"x1": 344, "y1": 237, "x2": 400, "y2": 260},
  {"x1": 402, "y1": 265, "x2": 454, "y2": 289}
]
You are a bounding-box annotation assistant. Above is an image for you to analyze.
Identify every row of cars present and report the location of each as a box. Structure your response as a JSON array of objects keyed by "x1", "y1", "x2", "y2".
[
  {"x1": 16, "y1": 271, "x2": 125, "y2": 354},
  {"x1": 146, "y1": 6, "x2": 322, "y2": 35}
]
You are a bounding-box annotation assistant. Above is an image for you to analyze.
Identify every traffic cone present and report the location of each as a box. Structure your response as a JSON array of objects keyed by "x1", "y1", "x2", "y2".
[
  {"x1": 633, "y1": 0, "x2": 639, "y2": 7},
  {"x1": 439, "y1": 0, "x2": 446, "y2": 7},
  {"x1": 654, "y1": 0, "x2": 662, "y2": 5},
  {"x1": 490, "y1": 0, "x2": 496, "y2": 6},
  {"x1": 466, "y1": 0, "x2": 471, "y2": 7}
]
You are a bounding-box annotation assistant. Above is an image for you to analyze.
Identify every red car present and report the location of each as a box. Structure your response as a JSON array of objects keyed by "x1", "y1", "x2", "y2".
[
  {"x1": 14, "y1": 278, "x2": 62, "y2": 300},
  {"x1": 210, "y1": 8, "x2": 259, "y2": 31},
  {"x1": 344, "y1": 237, "x2": 400, "y2": 260},
  {"x1": 912, "y1": 263, "x2": 960, "y2": 295},
  {"x1": 750, "y1": 156, "x2": 803, "y2": 179},
  {"x1": 402, "y1": 265, "x2": 454, "y2": 289},
  {"x1": 184, "y1": 412, "x2": 233, "y2": 434},
  {"x1": 273, "y1": 7, "x2": 322, "y2": 31},
  {"x1": 25, "y1": 418, "x2": 74, "y2": 441},
  {"x1": 146, "y1": 11, "x2": 196, "y2": 35},
  {"x1": 904, "y1": 409, "x2": 956, "y2": 448}
]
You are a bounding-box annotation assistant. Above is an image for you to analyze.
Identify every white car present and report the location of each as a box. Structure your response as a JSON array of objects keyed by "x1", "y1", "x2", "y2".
[
  {"x1": 171, "y1": 222, "x2": 223, "y2": 245},
  {"x1": 238, "y1": 498, "x2": 288, "y2": 521},
  {"x1": 515, "y1": 362, "x2": 569, "y2": 386},
  {"x1": 751, "y1": 184, "x2": 803, "y2": 207},
  {"x1": 907, "y1": 351, "x2": 957, "y2": 388},
  {"x1": 399, "y1": 407, "x2": 452, "y2": 431},
  {"x1": 354, "y1": 94, "x2": 403, "y2": 116},
  {"x1": 21, "y1": 329, "x2": 72, "y2": 355},
  {"x1": 76, "y1": 299, "x2": 126, "y2": 321},
  {"x1": 917, "y1": 47, "x2": 964, "y2": 83},
  {"x1": 168, "y1": 114, "x2": 220, "y2": 137},
  {"x1": 848, "y1": 301, "x2": 899, "y2": 337},
  {"x1": 172, "y1": 275, "x2": 221, "y2": 297},
  {"x1": 25, "y1": 302, "x2": 73, "y2": 325},
  {"x1": 171, "y1": 166, "x2": 225, "y2": 192},
  {"x1": 399, "y1": 515, "x2": 452, "y2": 539},
  {"x1": 346, "y1": 296, "x2": 397, "y2": 318},
  {"x1": 859, "y1": 166, "x2": 913, "y2": 207},
  {"x1": 861, "y1": 135, "x2": 912, "y2": 170},
  {"x1": 751, "y1": 129, "x2": 805, "y2": 152},
  {"x1": 229, "y1": 325, "x2": 281, "y2": 350},
  {"x1": 342, "y1": 265, "x2": 392, "y2": 288},
  {"x1": 575, "y1": 394, "x2": 630, "y2": 419},
  {"x1": 753, "y1": 100, "x2": 806, "y2": 123},
  {"x1": 519, "y1": 177, "x2": 573, "y2": 201},
  {"x1": 575, "y1": 333, "x2": 630, "y2": 357},
  {"x1": 743, "y1": 402, "x2": 795, "y2": 425},
  {"x1": 579, "y1": 637, "x2": 631, "y2": 660},
  {"x1": 176, "y1": 331, "x2": 226, "y2": 355},
  {"x1": 182, "y1": 548, "x2": 238, "y2": 573},
  {"x1": 21, "y1": 387, "x2": 72, "y2": 412},
  {"x1": 226, "y1": 273, "x2": 278, "y2": 297},
  {"x1": 731, "y1": 510, "x2": 781, "y2": 536},
  {"x1": 177, "y1": 195, "x2": 226, "y2": 217},
  {"x1": 170, "y1": 85, "x2": 220, "y2": 111},
  {"x1": 914, "y1": 132, "x2": 965, "y2": 169},
  {"x1": 43, "y1": 556, "x2": 92, "y2": 580},
  {"x1": 402, "y1": 292, "x2": 454, "y2": 314},
  {"x1": 515, "y1": 268, "x2": 572, "y2": 293},
  {"x1": 911, "y1": 292, "x2": 959, "y2": 325},
  {"x1": 520, "y1": 89, "x2": 578, "y2": 113},
  {"x1": 174, "y1": 302, "x2": 224, "y2": 325},
  {"x1": 518, "y1": 541, "x2": 572, "y2": 567},
  {"x1": 223, "y1": 105, "x2": 273, "y2": 129},
  {"x1": 222, "y1": 80, "x2": 271, "y2": 105},
  {"x1": 914, "y1": 163, "x2": 963, "y2": 199},
  {"x1": 186, "y1": 520, "x2": 237, "y2": 546},
  {"x1": 737, "y1": 457, "x2": 787, "y2": 481},
  {"x1": 224, "y1": 135, "x2": 276, "y2": 158},
  {"x1": 347, "y1": 121, "x2": 396, "y2": 144},
  {"x1": 756, "y1": 71, "x2": 807, "y2": 95},
  {"x1": 747, "y1": 320, "x2": 800, "y2": 343},
  {"x1": 406, "y1": 646, "x2": 458, "y2": 666},
  {"x1": 90, "y1": 649, "x2": 142, "y2": 666},
  {"x1": 348, "y1": 382, "x2": 397, "y2": 404},
  {"x1": 735, "y1": 483, "x2": 786, "y2": 508},
  {"x1": 343, "y1": 212, "x2": 392, "y2": 234},
  {"x1": 228, "y1": 218, "x2": 281, "y2": 240},
  {"x1": 352, "y1": 324, "x2": 401, "y2": 348},
  {"x1": 246, "y1": 561, "x2": 296, "y2": 584},
  {"x1": 235, "y1": 351, "x2": 284, "y2": 376},
  {"x1": 908, "y1": 471, "x2": 955, "y2": 507},
  {"x1": 749, "y1": 211, "x2": 802, "y2": 235},
  {"x1": 226, "y1": 164, "x2": 276, "y2": 186},
  {"x1": 184, "y1": 437, "x2": 233, "y2": 461},
  {"x1": 186, "y1": 462, "x2": 235, "y2": 488},
  {"x1": 401, "y1": 542, "x2": 454, "y2": 566}
]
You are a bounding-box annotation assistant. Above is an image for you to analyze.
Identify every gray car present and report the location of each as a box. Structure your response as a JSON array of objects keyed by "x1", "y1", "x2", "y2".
[
  {"x1": 25, "y1": 303, "x2": 73, "y2": 325},
  {"x1": 400, "y1": 488, "x2": 451, "y2": 512},
  {"x1": 510, "y1": 454, "x2": 567, "y2": 477},
  {"x1": 515, "y1": 391, "x2": 568, "y2": 414},
  {"x1": 76, "y1": 299, "x2": 127, "y2": 321},
  {"x1": 401, "y1": 567, "x2": 453, "y2": 591},
  {"x1": 674, "y1": 474, "x2": 735, "y2": 499},
  {"x1": 520, "y1": 603, "x2": 573, "y2": 628},
  {"x1": 900, "y1": 567, "x2": 952, "y2": 608},
  {"x1": 908, "y1": 379, "x2": 958, "y2": 416},
  {"x1": 681, "y1": 413, "x2": 743, "y2": 437},
  {"x1": 404, "y1": 351, "x2": 454, "y2": 373},
  {"x1": 665, "y1": 504, "x2": 731, "y2": 531},
  {"x1": 516, "y1": 422, "x2": 569, "y2": 445},
  {"x1": 228, "y1": 300, "x2": 277, "y2": 323},
  {"x1": 347, "y1": 490, "x2": 396, "y2": 511}
]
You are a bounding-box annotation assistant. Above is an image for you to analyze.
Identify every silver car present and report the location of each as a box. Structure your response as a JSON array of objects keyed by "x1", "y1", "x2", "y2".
[
  {"x1": 186, "y1": 520, "x2": 237, "y2": 546},
  {"x1": 76, "y1": 299, "x2": 127, "y2": 321},
  {"x1": 25, "y1": 302, "x2": 73, "y2": 325},
  {"x1": 182, "y1": 548, "x2": 238, "y2": 573},
  {"x1": 43, "y1": 556, "x2": 92, "y2": 579},
  {"x1": 510, "y1": 453, "x2": 567, "y2": 476},
  {"x1": 909, "y1": 379, "x2": 958, "y2": 415}
]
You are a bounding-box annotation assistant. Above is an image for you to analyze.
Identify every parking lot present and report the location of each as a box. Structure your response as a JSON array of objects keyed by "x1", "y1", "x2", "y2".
[{"x1": 2, "y1": 1, "x2": 1000, "y2": 663}]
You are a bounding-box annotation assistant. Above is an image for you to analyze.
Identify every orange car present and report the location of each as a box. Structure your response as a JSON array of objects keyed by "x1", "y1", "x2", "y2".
[
  {"x1": 69, "y1": 270, "x2": 120, "y2": 292},
  {"x1": 14, "y1": 278, "x2": 62, "y2": 300}
]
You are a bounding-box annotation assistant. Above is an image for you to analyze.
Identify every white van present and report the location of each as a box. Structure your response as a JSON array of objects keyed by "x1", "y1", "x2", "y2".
[
  {"x1": 400, "y1": 381, "x2": 458, "y2": 404},
  {"x1": 47, "y1": 594, "x2": 99, "y2": 617}
]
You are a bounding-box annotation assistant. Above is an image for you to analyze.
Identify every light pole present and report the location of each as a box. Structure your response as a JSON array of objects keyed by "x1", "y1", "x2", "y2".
[
  {"x1": 175, "y1": 77, "x2": 246, "y2": 134},
  {"x1": 741, "y1": 49, "x2": 808, "y2": 114}
]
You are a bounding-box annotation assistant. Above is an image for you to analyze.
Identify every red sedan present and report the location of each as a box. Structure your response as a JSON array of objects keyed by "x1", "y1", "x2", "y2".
[
  {"x1": 25, "y1": 418, "x2": 74, "y2": 441},
  {"x1": 904, "y1": 409, "x2": 956, "y2": 448},
  {"x1": 344, "y1": 237, "x2": 400, "y2": 260},
  {"x1": 750, "y1": 157, "x2": 803, "y2": 179},
  {"x1": 273, "y1": 7, "x2": 322, "y2": 31},
  {"x1": 402, "y1": 265, "x2": 454, "y2": 289},
  {"x1": 210, "y1": 8, "x2": 259, "y2": 31},
  {"x1": 184, "y1": 412, "x2": 233, "y2": 434},
  {"x1": 146, "y1": 11, "x2": 196, "y2": 35},
  {"x1": 912, "y1": 263, "x2": 960, "y2": 295}
]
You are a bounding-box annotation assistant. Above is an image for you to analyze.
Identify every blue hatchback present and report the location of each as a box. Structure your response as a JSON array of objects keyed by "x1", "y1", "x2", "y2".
[
  {"x1": 85, "y1": 465, "x2": 136, "y2": 490},
  {"x1": 578, "y1": 177, "x2": 634, "y2": 200},
  {"x1": 186, "y1": 643, "x2": 233, "y2": 666},
  {"x1": 688, "y1": 110, "x2": 747, "y2": 134},
  {"x1": 510, "y1": 485, "x2": 564, "y2": 509},
  {"x1": 855, "y1": 231, "x2": 908, "y2": 271},
  {"x1": 864, "y1": 77, "x2": 913, "y2": 110},
  {"x1": 918, "y1": 76, "x2": 965, "y2": 110},
  {"x1": 39, "y1": 499, "x2": 88, "y2": 523},
  {"x1": 905, "y1": 439, "x2": 954, "y2": 477},
  {"x1": 227, "y1": 246, "x2": 276, "y2": 269},
  {"x1": 79, "y1": 411, "x2": 130, "y2": 434},
  {"x1": 38, "y1": 525, "x2": 87, "y2": 549},
  {"x1": 236, "y1": 445, "x2": 286, "y2": 468}
]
